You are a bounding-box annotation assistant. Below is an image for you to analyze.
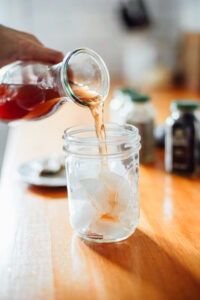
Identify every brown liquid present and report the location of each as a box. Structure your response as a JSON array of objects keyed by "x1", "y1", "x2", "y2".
[
  {"x1": 0, "y1": 82, "x2": 107, "y2": 154},
  {"x1": 0, "y1": 84, "x2": 61, "y2": 121},
  {"x1": 71, "y1": 84, "x2": 107, "y2": 155},
  {"x1": 0, "y1": 83, "x2": 106, "y2": 144}
]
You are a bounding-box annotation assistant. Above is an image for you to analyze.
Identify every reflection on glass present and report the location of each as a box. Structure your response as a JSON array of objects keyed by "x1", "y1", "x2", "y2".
[{"x1": 163, "y1": 175, "x2": 173, "y2": 222}]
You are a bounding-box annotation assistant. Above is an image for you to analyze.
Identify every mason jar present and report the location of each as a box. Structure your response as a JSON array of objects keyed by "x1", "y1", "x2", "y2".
[{"x1": 63, "y1": 123, "x2": 141, "y2": 243}]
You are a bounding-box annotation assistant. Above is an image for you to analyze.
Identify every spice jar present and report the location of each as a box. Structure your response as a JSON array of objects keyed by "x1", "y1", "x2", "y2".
[
  {"x1": 165, "y1": 100, "x2": 200, "y2": 176},
  {"x1": 110, "y1": 88, "x2": 155, "y2": 163}
]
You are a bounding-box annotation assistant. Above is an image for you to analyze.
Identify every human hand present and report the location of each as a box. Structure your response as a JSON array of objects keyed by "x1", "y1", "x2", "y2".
[{"x1": 0, "y1": 25, "x2": 64, "y2": 67}]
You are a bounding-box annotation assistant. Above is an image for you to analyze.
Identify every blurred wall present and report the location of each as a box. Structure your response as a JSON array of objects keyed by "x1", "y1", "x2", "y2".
[
  {"x1": 0, "y1": 0, "x2": 124, "y2": 77},
  {"x1": 0, "y1": 0, "x2": 199, "y2": 78}
]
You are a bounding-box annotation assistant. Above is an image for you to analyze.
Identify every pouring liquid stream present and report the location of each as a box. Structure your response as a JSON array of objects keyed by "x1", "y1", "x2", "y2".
[
  {"x1": 71, "y1": 83, "x2": 107, "y2": 158},
  {"x1": 70, "y1": 84, "x2": 121, "y2": 234}
]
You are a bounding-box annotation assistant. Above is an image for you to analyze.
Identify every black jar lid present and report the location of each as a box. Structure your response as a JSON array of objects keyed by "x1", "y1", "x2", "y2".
[
  {"x1": 118, "y1": 88, "x2": 150, "y2": 102},
  {"x1": 171, "y1": 100, "x2": 199, "y2": 112}
]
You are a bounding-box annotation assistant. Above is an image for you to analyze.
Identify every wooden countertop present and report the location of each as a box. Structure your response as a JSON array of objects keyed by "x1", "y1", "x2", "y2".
[{"x1": 0, "y1": 86, "x2": 200, "y2": 300}]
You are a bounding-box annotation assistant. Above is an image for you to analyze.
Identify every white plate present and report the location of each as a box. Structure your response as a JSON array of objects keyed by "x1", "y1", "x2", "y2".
[{"x1": 18, "y1": 157, "x2": 66, "y2": 187}]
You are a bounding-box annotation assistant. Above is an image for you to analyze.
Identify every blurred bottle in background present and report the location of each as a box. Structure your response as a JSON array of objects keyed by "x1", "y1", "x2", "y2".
[
  {"x1": 119, "y1": 0, "x2": 172, "y2": 89},
  {"x1": 110, "y1": 88, "x2": 155, "y2": 163},
  {"x1": 165, "y1": 100, "x2": 200, "y2": 176},
  {"x1": 177, "y1": 0, "x2": 200, "y2": 92},
  {"x1": 180, "y1": 33, "x2": 200, "y2": 92}
]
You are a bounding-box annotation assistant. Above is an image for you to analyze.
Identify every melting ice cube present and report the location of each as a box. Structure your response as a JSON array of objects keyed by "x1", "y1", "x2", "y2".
[{"x1": 69, "y1": 168, "x2": 138, "y2": 238}]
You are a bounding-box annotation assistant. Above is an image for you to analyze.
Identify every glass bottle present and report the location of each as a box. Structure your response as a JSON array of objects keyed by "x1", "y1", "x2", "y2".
[
  {"x1": 110, "y1": 88, "x2": 155, "y2": 163},
  {"x1": 63, "y1": 123, "x2": 141, "y2": 243},
  {"x1": 165, "y1": 100, "x2": 200, "y2": 176},
  {"x1": 0, "y1": 48, "x2": 109, "y2": 123}
]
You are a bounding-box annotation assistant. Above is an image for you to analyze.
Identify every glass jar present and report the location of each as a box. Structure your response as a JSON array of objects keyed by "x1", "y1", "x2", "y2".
[
  {"x1": 63, "y1": 123, "x2": 141, "y2": 243},
  {"x1": 110, "y1": 88, "x2": 155, "y2": 163},
  {"x1": 0, "y1": 48, "x2": 109, "y2": 123},
  {"x1": 165, "y1": 100, "x2": 200, "y2": 176}
]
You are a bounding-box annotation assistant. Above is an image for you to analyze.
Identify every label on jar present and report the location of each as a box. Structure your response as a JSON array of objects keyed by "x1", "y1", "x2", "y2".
[
  {"x1": 128, "y1": 119, "x2": 155, "y2": 163},
  {"x1": 172, "y1": 126, "x2": 195, "y2": 172}
]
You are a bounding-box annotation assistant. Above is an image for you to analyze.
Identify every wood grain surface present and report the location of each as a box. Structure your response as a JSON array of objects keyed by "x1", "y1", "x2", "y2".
[{"x1": 0, "y1": 86, "x2": 199, "y2": 300}]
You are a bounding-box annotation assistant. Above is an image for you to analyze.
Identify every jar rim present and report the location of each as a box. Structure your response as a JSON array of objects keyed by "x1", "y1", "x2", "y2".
[{"x1": 63, "y1": 123, "x2": 141, "y2": 158}]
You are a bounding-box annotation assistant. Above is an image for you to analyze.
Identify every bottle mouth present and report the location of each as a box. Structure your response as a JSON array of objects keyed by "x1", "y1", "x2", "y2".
[
  {"x1": 63, "y1": 123, "x2": 141, "y2": 158},
  {"x1": 61, "y1": 48, "x2": 110, "y2": 107}
]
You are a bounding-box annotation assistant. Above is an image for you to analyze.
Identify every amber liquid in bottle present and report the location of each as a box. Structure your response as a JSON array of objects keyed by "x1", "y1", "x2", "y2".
[
  {"x1": 0, "y1": 83, "x2": 107, "y2": 144},
  {"x1": 0, "y1": 84, "x2": 61, "y2": 122},
  {"x1": 0, "y1": 82, "x2": 107, "y2": 159}
]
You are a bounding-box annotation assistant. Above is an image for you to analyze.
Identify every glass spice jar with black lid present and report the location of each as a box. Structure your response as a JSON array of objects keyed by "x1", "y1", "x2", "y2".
[{"x1": 165, "y1": 100, "x2": 200, "y2": 176}]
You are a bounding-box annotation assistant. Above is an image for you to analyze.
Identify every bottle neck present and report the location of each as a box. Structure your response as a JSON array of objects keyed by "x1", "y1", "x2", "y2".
[
  {"x1": 48, "y1": 63, "x2": 68, "y2": 98},
  {"x1": 47, "y1": 48, "x2": 110, "y2": 107},
  {"x1": 48, "y1": 58, "x2": 91, "y2": 107}
]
